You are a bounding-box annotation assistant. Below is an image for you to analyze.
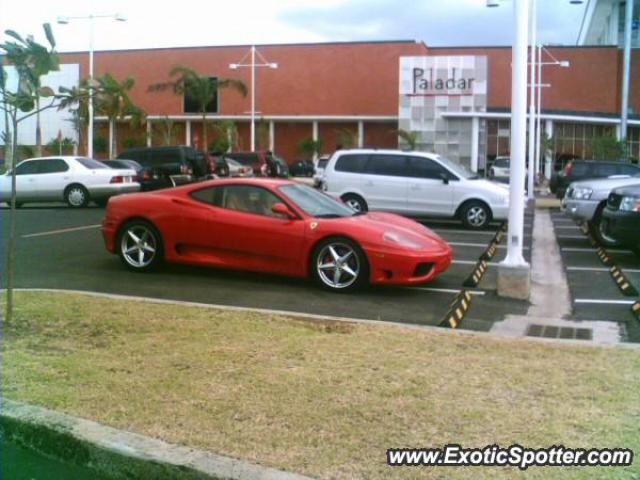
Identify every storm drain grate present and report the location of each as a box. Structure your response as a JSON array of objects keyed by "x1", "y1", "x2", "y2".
[{"x1": 526, "y1": 324, "x2": 593, "y2": 341}]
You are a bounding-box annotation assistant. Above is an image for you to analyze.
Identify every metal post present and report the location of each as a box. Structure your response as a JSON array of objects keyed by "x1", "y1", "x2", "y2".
[
  {"x1": 526, "y1": 0, "x2": 536, "y2": 200},
  {"x1": 503, "y1": 0, "x2": 529, "y2": 268},
  {"x1": 471, "y1": 116, "x2": 480, "y2": 173},
  {"x1": 87, "y1": 15, "x2": 95, "y2": 158},
  {"x1": 250, "y1": 46, "x2": 256, "y2": 151},
  {"x1": 534, "y1": 44, "x2": 542, "y2": 180},
  {"x1": 620, "y1": 0, "x2": 634, "y2": 142}
]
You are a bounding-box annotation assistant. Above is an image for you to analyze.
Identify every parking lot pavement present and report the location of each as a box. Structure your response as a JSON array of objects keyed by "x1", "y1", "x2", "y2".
[
  {"x1": 550, "y1": 209, "x2": 640, "y2": 342},
  {"x1": 1, "y1": 206, "x2": 530, "y2": 333}
]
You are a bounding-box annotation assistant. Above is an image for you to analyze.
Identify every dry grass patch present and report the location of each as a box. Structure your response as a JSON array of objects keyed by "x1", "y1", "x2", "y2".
[{"x1": 3, "y1": 292, "x2": 640, "y2": 479}]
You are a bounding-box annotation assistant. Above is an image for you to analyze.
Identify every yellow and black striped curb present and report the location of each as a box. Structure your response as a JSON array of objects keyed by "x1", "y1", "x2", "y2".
[
  {"x1": 479, "y1": 242, "x2": 498, "y2": 262},
  {"x1": 463, "y1": 259, "x2": 488, "y2": 287},
  {"x1": 439, "y1": 290, "x2": 473, "y2": 329},
  {"x1": 632, "y1": 301, "x2": 640, "y2": 322},
  {"x1": 609, "y1": 266, "x2": 639, "y2": 297},
  {"x1": 595, "y1": 247, "x2": 613, "y2": 267}
]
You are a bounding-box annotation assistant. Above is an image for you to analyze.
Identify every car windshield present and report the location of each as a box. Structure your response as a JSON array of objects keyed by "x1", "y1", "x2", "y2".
[
  {"x1": 436, "y1": 155, "x2": 477, "y2": 179},
  {"x1": 76, "y1": 158, "x2": 109, "y2": 169},
  {"x1": 317, "y1": 158, "x2": 329, "y2": 169},
  {"x1": 494, "y1": 158, "x2": 510, "y2": 167},
  {"x1": 279, "y1": 184, "x2": 358, "y2": 218}
]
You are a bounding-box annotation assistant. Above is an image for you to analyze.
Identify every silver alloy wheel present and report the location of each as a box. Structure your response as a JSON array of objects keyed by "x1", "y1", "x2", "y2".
[
  {"x1": 316, "y1": 242, "x2": 360, "y2": 289},
  {"x1": 67, "y1": 187, "x2": 87, "y2": 207},
  {"x1": 345, "y1": 198, "x2": 362, "y2": 212},
  {"x1": 120, "y1": 225, "x2": 157, "y2": 269},
  {"x1": 466, "y1": 206, "x2": 487, "y2": 227}
]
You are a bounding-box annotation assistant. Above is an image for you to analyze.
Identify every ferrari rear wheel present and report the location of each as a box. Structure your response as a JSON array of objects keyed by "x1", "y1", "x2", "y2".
[
  {"x1": 117, "y1": 220, "x2": 163, "y2": 272},
  {"x1": 312, "y1": 237, "x2": 369, "y2": 292}
]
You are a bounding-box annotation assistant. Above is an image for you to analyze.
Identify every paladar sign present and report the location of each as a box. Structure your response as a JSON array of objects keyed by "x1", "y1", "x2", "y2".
[{"x1": 412, "y1": 67, "x2": 475, "y2": 95}]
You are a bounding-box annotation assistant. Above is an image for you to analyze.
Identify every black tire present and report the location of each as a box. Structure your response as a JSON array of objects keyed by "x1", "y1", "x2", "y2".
[
  {"x1": 589, "y1": 205, "x2": 620, "y2": 248},
  {"x1": 460, "y1": 200, "x2": 492, "y2": 230},
  {"x1": 94, "y1": 198, "x2": 108, "y2": 208},
  {"x1": 65, "y1": 184, "x2": 90, "y2": 208},
  {"x1": 341, "y1": 193, "x2": 368, "y2": 213},
  {"x1": 310, "y1": 237, "x2": 369, "y2": 292},
  {"x1": 116, "y1": 219, "x2": 164, "y2": 272}
]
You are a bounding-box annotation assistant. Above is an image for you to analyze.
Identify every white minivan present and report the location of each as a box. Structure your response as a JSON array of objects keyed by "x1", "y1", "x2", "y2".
[{"x1": 322, "y1": 149, "x2": 509, "y2": 229}]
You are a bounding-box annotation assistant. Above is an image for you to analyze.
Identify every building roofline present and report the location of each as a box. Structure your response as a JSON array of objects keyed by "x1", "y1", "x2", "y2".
[
  {"x1": 57, "y1": 39, "x2": 425, "y2": 56},
  {"x1": 427, "y1": 44, "x2": 620, "y2": 50}
]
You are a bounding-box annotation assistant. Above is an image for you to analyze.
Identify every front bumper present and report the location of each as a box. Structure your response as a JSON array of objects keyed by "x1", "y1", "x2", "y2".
[
  {"x1": 602, "y1": 208, "x2": 640, "y2": 247},
  {"x1": 561, "y1": 198, "x2": 598, "y2": 222},
  {"x1": 367, "y1": 246, "x2": 453, "y2": 285},
  {"x1": 491, "y1": 204, "x2": 509, "y2": 221}
]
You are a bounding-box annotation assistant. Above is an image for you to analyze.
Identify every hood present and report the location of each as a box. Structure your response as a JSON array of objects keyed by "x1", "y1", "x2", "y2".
[
  {"x1": 571, "y1": 176, "x2": 640, "y2": 194},
  {"x1": 340, "y1": 211, "x2": 450, "y2": 251},
  {"x1": 469, "y1": 178, "x2": 510, "y2": 193}
]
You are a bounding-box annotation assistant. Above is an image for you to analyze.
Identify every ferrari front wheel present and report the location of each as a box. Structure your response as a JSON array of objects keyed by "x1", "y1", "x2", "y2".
[
  {"x1": 311, "y1": 237, "x2": 369, "y2": 292},
  {"x1": 117, "y1": 220, "x2": 164, "y2": 272}
]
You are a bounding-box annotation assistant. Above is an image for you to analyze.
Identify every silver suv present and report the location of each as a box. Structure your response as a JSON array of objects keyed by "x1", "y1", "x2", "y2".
[{"x1": 562, "y1": 174, "x2": 640, "y2": 246}]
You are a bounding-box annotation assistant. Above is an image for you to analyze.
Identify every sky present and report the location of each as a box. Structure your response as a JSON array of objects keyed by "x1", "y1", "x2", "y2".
[{"x1": 0, "y1": 0, "x2": 588, "y2": 53}]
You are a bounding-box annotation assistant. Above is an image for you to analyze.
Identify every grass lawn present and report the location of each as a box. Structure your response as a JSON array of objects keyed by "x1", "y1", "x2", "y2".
[{"x1": 3, "y1": 291, "x2": 640, "y2": 479}]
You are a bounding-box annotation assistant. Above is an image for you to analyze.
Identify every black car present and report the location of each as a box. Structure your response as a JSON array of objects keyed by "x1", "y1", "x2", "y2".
[
  {"x1": 289, "y1": 159, "x2": 315, "y2": 177},
  {"x1": 208, "y1": 153, "x2": 231, "y2": 177},
  {"x1": 550, "y1": 160, "x2": 640, "y2": 199},
  {"x1": 602, "y1": 184, "x2": 640, "y2": 248},
  {"x1": 117, "y1": 146, "x2": 199, "y2": 190}
]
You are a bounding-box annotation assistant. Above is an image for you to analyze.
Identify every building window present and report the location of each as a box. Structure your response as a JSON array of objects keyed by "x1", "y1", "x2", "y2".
[
  {"x1": 183, "y1": 77, "x2": 218, "y2": 114},
  {"x1": 553, "y1": 122, "x2": 616, "y2": 160},
  {"x1": 486, "y1": 119, "x2": 511, "y2": 161}
]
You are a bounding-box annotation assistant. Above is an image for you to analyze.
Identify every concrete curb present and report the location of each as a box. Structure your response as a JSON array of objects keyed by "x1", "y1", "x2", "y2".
[{"x1": 0, "y1": 398, "x2": 314, "y2": 480}]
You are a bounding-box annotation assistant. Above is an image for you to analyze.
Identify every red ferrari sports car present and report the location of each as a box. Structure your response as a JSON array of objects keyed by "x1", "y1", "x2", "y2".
[{"x1": 102, "y1": 178, "x2": 452, "y2": 291}]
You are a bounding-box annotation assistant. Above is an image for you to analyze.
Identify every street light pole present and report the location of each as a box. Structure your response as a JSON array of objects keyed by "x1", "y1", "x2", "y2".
[
  {"x1": 526, "y1": 0, "x2": 537, "y2": 201},
  {"x1": 229, "y1": 46, "x2": 278, "y2": 152},
  {"x1": 57, "y1": 13, "x2": 126, "y2": 158},
  {"x1": 620, "y1": 0, "x2": 635, "y2": 142},
  {"x1": 503, "y1": 0, "x2": 529, "y2": 269}
]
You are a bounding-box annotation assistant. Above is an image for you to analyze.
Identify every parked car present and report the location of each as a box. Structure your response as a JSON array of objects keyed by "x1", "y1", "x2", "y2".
[
  {"x1": 561, "y1": 174, "x2": 640, "y2": 246},
  {"x1": 290, "y1": 159, "x2": 315, "y2": 177},
  {"x1": 226, "y1": 158, "x2": 254, "y2": 177},
  {"x1": 313, "y1": 155, "x2": 330, "y2": 188},
  {"x1": 208, "y1": 153, "x2": 230, "y2": 177},
  {"x1": 102, "y1": 178, "x2": 452, "y2": 291},
  {"x1": 550, "y1": 160, "x2": 640, "y2": 199},
  {"x1": 224, "y1": 151, "x2": 288, "y2": 177},
  {"x1": 602, "y1": 184, "x2": 640, "y2": 248},
  {"x1": 0, "y1": 156, "x2": 139, "y2": 208},
  {"x1": 117, "y1": 146, "x2": 197, "y2": 189},
  {"x1": 488, "y1": 156, "x2": 510, "y2": 181},
  {"x1": 322, "y1": 149, "x2": 510, "y2": 229}
]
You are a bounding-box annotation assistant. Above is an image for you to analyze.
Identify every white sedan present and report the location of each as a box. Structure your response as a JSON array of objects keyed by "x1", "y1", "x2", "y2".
[{"x1": 0, "y1": 156, "x2": 140, "y2": 208}]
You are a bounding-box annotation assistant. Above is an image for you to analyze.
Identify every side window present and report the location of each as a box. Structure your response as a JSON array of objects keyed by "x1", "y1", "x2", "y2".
[
  {"x1": 365, "y1": 155, "x2": 408, "y2": 177},
  {"x1": 151, "y1": 150, "x2": 179, "y2": 164},
  {"x1": 221, "y1": 185, "x2": 286, "y2": 218},
  {"x1": 334, "y1": 154, "x2": 368, "y2": 173},
  {"x1": 39, "y1": 159, "x2": 69, "y2": 174},
  {"x1": 571, "y1": 163, "x2": 589, "y2": 176},
  {"x1": 190, "y1": 186, "x2": 224, "y2": 206},
  {"x1": 407, "y1": 156, "x2": 451, "y2": 180},
  {"x1": 15, "y1": 161, "x2": 40, "y2": 175},
  {"x1": 594, "y1": 164, "x2": 618, "y2": 177},
  {"x1": 618, "y1": 164, "x2": 639, "y2": 176}
]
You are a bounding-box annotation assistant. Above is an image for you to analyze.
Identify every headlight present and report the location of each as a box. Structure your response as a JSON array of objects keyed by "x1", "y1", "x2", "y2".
[
  {"x1": 571, "y1": 187, "x2": 593, "y2": 200},
  {"x1": 383, "y1": 232, "x2": 423, "y2": 250},
  {"x1": 619, "y1": 196, "x2": 640, "y2": 212}
]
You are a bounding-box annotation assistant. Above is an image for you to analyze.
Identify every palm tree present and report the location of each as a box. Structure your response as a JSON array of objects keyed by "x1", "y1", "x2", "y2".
[
  {"x1": 150, "y1": 66, "x2": 247, "y2": 151},
  {"x1": 57, "y1": 80, "x2": 90, "y2": 153},
  {"x1": 395, "y1": 128, "x2": 419, "y2": 150},
  {"x1": 2, "y1": 24, "x2": 59, "y2": 156},
  {"x1": 335, "y1": 127, "x2": 358, "y2": 149},
  {"x1": 93, "y1": 73, "x2": 145, "y2": 158}
]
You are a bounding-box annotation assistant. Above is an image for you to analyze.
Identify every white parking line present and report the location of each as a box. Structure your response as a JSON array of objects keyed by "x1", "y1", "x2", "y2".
[
  {"x1": 450, "y1": 241, "x2": 530, "y2": 250},
  {"x1": 561, "y1": 247, "x2": 636, "y2": 254},
  {"x1": 405, "y1": 286, "x2": 486, "y2": 296},
  {"x1": 574, "y1": 299, "x2": 636, "y2": 305},
  {"x1": 557, "y1": 235, "x2": 588, "y2": 239},
  {"x1": 21, "y1": 224, "x2": 102, "y2": 238},
  {"x1": 554, "y1": 225, "x2": 581, "y2": 229},
  {"x1": 567, "y1": 266, "x2": 640, "y2": 274}
]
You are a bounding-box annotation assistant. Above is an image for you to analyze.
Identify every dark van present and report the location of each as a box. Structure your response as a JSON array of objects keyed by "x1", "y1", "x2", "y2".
[{"x1": 117, "y1": 146, "x2": 211, "y2": 190}]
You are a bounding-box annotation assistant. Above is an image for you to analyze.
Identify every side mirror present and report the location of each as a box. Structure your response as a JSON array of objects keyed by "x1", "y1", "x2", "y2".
[
  {"x1": 439, "y1": 172, "x2": 450, "y2": 185},
  {"x1": 271, "y1": 202, "x2": 295, "y2": 219}
]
